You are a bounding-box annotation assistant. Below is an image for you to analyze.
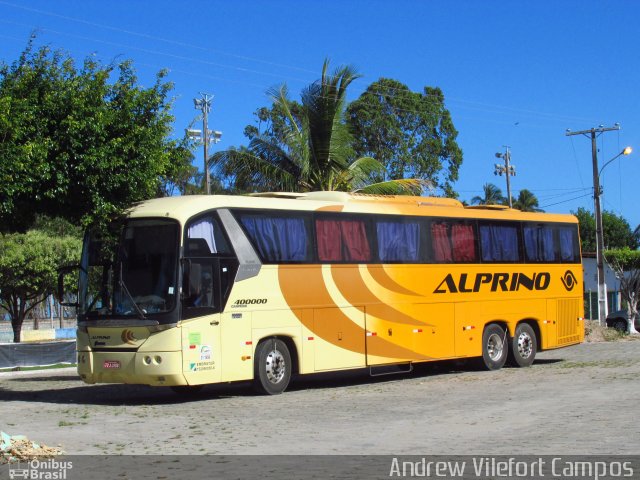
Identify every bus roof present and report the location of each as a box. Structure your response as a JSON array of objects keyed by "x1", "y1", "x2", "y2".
[{"x1": 128, "y1": 192, "x2": 578, "y2": 225}]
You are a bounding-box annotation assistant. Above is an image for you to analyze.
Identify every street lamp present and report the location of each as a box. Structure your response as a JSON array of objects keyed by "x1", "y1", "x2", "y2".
[
  {"x1": 193, "y1": 93, "x2": 215, "y2": 195},
  {"x1": 494, "y1": 147, "x2": 516, "y2": 207},
  {"x1": 593, "y1": 146, "x2": 632, "y2": 324}
]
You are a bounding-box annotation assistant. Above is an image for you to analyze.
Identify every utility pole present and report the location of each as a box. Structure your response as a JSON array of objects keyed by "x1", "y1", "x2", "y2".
[
  {"x1": 192, "y1": 93, "x2": 222, "y2": 195},
  {"x1": 494, "y1": 146, "x2": 516, "y2": 207},
  {"x1": 566, "y1": 124, "x2": 621, "y2": 325}
]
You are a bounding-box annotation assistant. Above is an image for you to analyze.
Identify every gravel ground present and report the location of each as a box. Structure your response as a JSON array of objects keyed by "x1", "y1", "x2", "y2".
[{"x1": 0, "y1": 340, "x2": 638, "y2": 456}]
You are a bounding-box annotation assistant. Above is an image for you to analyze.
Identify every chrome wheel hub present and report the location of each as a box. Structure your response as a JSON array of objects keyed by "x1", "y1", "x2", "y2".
[
  {"x1": 265, "y1": 349, "x2": 286, "y2": 384},
  {"x1": 487, "y1": 333, "x2": 504, "y2": 361},
  {"x1": 517, "y1": 332, "x2": 533, "y2": 359}
]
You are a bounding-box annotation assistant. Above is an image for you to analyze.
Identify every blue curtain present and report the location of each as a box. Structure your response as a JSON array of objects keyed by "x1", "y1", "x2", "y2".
[
  {"x1": 377, "y1": 221, "x2": 420, "y2": 262},
  {"x1": 559, "y1": 227, "x2": 577, "y2": 262},
  {"x1": 240, "y1": 216, "x2": 309, "y2": 262},
  {"x1": 524, "y1": 226, "x2": 555, "y2": 262},
  {"x1": 480, "y1": 225, "x2": 519, "y2": 262}
]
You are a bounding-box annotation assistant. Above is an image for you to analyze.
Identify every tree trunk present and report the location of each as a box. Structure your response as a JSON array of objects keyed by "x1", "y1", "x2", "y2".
[
  {"x1": 12, "y1": 321, "x2": 22, "y2": 343},
  {"x1": 9, "y1": 296, "x2": 26, "y2": 343}
]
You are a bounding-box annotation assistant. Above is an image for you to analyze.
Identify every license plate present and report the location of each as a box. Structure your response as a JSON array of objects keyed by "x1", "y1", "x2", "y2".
[{"x1": 103, "y1": 360, "x2": 121, "y2": 369}]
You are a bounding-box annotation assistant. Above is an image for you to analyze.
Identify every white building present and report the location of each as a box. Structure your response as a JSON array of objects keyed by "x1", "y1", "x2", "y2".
[{"x1": 582, "y1": 253, "x2": 621, "y2": 319}]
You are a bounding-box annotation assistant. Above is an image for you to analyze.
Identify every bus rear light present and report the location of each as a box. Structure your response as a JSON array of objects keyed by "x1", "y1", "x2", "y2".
[
  {"x1": 143, "y1": 356, "x2": 152, "y2": 365},
  {"x1": 154, "y1": 356, "x2": 162, "y2": 365}
]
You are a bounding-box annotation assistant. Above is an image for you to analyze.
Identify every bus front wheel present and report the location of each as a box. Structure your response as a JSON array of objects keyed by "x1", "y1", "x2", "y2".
[
  {"x1": 508, "y1": 323, "x2": 537, "y2": 367},
  {"x1": 480, "y1": 324, "x2": 508, "y2": 370},
  {"x1": 253, "y1": 338, "x2": 292, "y2": 395}
]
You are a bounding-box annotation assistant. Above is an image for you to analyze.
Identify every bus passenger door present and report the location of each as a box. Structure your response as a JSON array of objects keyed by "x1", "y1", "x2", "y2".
[
  {"x1": 181, "y1": 313, "x2": 221, "y2": 385},
  {"x1": 181, "y1": 258, "x2": 223, "y2": 385}
]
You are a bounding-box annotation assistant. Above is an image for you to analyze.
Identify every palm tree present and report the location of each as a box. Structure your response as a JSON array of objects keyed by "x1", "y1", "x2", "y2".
[
  {"x1": 513, "y1": 189, "x2": 543, "y2": 212},
  {"x1": 471, "y1": 183, "x2": 505, "y2": 205},
  {"x1": 211, "y1": 60, "x2": 427, "y2": 195}
]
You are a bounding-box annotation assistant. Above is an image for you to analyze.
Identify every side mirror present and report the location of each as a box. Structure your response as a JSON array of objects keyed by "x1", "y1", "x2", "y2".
[{"x1": 57, "y1": 264, "x2": 81, "y2": 307}]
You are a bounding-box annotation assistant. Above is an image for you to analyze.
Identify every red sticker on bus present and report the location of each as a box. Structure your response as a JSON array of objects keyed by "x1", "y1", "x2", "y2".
[{"x1": 103, "y1": 360, "x2": 121, "y2": 369}]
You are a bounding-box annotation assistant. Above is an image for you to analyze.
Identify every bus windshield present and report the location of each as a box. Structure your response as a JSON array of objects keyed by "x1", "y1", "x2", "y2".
[{"x1": 79, "y1": 219, "x2": 179, "y2": 318}]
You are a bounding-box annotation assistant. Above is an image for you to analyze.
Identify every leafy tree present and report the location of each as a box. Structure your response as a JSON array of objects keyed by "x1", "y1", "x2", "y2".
[
  {"x1": 346, "y1": 78, "x2": 463, "y2": 197},
  {"x1": 212, "y1": 60, "x2": 426, "y2": 195},
  {"x1": 0, "y1": 229, "x2": 81, "y2": 342},
  {"x1": 471, "y1": 183, "x2": 505, "y2": 205},
  {"x1": 604, "y1": 248, "x2": 640, "y2": 334},
  {"x1": 572, "y1": 207, "x2": 638, "y2": 252},
  {"x1": 0, "y1": 37, "x2": 184, "y2": 232},
  {"x1": 513, "y1": 189, "x2": 543, "y2": 212}
]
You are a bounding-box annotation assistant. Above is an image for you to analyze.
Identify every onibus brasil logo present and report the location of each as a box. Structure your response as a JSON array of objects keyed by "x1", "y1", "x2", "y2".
[{"x1": 9, "y1": 459, "x2": 72, "y2": 479}]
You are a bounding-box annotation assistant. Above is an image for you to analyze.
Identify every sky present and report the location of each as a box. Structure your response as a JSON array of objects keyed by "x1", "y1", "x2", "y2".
[{"x1": 1, "y1": 0, "x2": 639, "y2": 229}]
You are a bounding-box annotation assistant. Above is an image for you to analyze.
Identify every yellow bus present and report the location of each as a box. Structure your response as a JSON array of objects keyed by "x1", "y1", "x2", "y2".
[{"x1": 65, "y1": 192, "x2": 584, "y2": 394}]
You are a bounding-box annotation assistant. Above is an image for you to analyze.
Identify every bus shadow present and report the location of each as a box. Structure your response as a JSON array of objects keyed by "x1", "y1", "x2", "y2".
[
  {"x1": 0, "y1": 357, "x2": 567, "y2": 405},
  {"x1": 288, "y1": 356, "x2": 565, "y2": 392},
  {"x1": 0, "y1": 379, "x2": 250, "y2": 406}
]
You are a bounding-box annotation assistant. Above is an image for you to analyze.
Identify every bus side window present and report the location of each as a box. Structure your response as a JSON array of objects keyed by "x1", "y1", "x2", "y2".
[
  {"x1": 431, "y1": 221, "x2": 477, "y2": 263},
  {"x1": 186, "y1": 216, "x2": 232, "y2": 256}
]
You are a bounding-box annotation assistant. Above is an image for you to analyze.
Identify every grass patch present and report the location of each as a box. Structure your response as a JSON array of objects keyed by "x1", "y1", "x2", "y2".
[
  {"x1": 584, "y1": 321, "x2": 627, "y2": 342},
  {"x1": 0, "y1": 363, "x2": 76, "y2": 373}
]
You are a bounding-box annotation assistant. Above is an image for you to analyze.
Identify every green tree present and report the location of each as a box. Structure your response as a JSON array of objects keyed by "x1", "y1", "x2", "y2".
[
  {"x1": 0, "y1": 229, "x2": 81, "y2": 342},
  {"x1": 0, "y1": 37, "x2": 184, "y2": 232},
  {"x1": 212, "y1": 60, "x2": 426, "y2": 195},
  {"x1": 346, "y1": 78, "x2": 463, "y2": 197},
  {"x1": 572, "y1": 207, "x2": 638, "y2": 252},
  {"x1": 471, "y1": 183, "x2": 505, "y2": 205},
  {"x1": 513, "y1": 189, "x2": 543, "y2": 212},
  {"x1": 604, "y1": 248, "x2": 640, "y2": 334}
]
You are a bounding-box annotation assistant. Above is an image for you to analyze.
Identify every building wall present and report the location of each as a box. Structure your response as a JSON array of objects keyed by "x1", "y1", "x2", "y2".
[{"x1": 582, "y1": 256, "x2": 621, "y2": 319}]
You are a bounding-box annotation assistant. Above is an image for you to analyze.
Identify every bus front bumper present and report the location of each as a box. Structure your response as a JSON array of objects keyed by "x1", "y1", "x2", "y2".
[{"x1": 77, "y1": 350, "x2": 186, "y2": 386}]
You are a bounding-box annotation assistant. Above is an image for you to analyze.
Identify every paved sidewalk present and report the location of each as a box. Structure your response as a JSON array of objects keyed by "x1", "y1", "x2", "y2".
[{"x1": 0, "y1": 341, "x2": 638, "y2": 455}]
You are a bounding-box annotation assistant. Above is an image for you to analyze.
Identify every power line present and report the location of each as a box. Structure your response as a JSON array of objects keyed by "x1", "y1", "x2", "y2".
[{"x1": 540, "y1": 192, "x2": 592, "y2": 209}]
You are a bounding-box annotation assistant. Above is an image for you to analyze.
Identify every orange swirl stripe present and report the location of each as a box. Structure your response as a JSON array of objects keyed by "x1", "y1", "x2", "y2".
[{"x1": 278, "y1": 265, "x2": 432, "y2": 361}]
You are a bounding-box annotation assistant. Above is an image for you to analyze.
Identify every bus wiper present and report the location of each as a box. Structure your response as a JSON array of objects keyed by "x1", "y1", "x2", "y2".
[{"x1": 119, "y1": 263, "x2": 146, "y2": 320}]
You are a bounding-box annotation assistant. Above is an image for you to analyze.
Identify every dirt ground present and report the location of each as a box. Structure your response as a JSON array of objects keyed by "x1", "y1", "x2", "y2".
[{"x1": 0, "y1": 339, "x2": 638, "y2": 456}]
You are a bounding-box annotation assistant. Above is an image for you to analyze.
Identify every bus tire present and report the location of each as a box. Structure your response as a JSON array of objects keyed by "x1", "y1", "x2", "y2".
[
  {"x1": 508, "y1": 323, "x2": 537, "y2": 368},
  {"x1": 253, "y1": 338, "x2": 291, "y2": 395},
  {"x1": 480, "y1": 324, "x2": 508, "y2": 371}
]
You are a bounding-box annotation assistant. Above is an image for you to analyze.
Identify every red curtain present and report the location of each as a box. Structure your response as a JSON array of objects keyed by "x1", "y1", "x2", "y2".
[
  {"x1": 341, "y1": 220, "x2": 371, "y2": 261},
  {"x1": 316, "y1": 219, "x2": 342, "y2": 261},
  {"x1": 316, "y1": 219, "x2": 371, "y2": 262},
  {"x1": 431, "y1": 223, "x2": 452, "y2": 262},
  {"x1": 452, "y1": 224, "x2": 476, "y2": 262}
]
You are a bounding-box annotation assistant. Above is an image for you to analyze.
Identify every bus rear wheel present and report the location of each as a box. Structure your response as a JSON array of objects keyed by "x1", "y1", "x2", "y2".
[
  {"x1": 508, "y1": 323, "x2": 537, "y2": 367},
  {"x1": 253, "y1": 338, "x2": 291, "y2": 395},
  {"x1": 480, "y1": 324, "x2": 508, "y2": 370}
]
